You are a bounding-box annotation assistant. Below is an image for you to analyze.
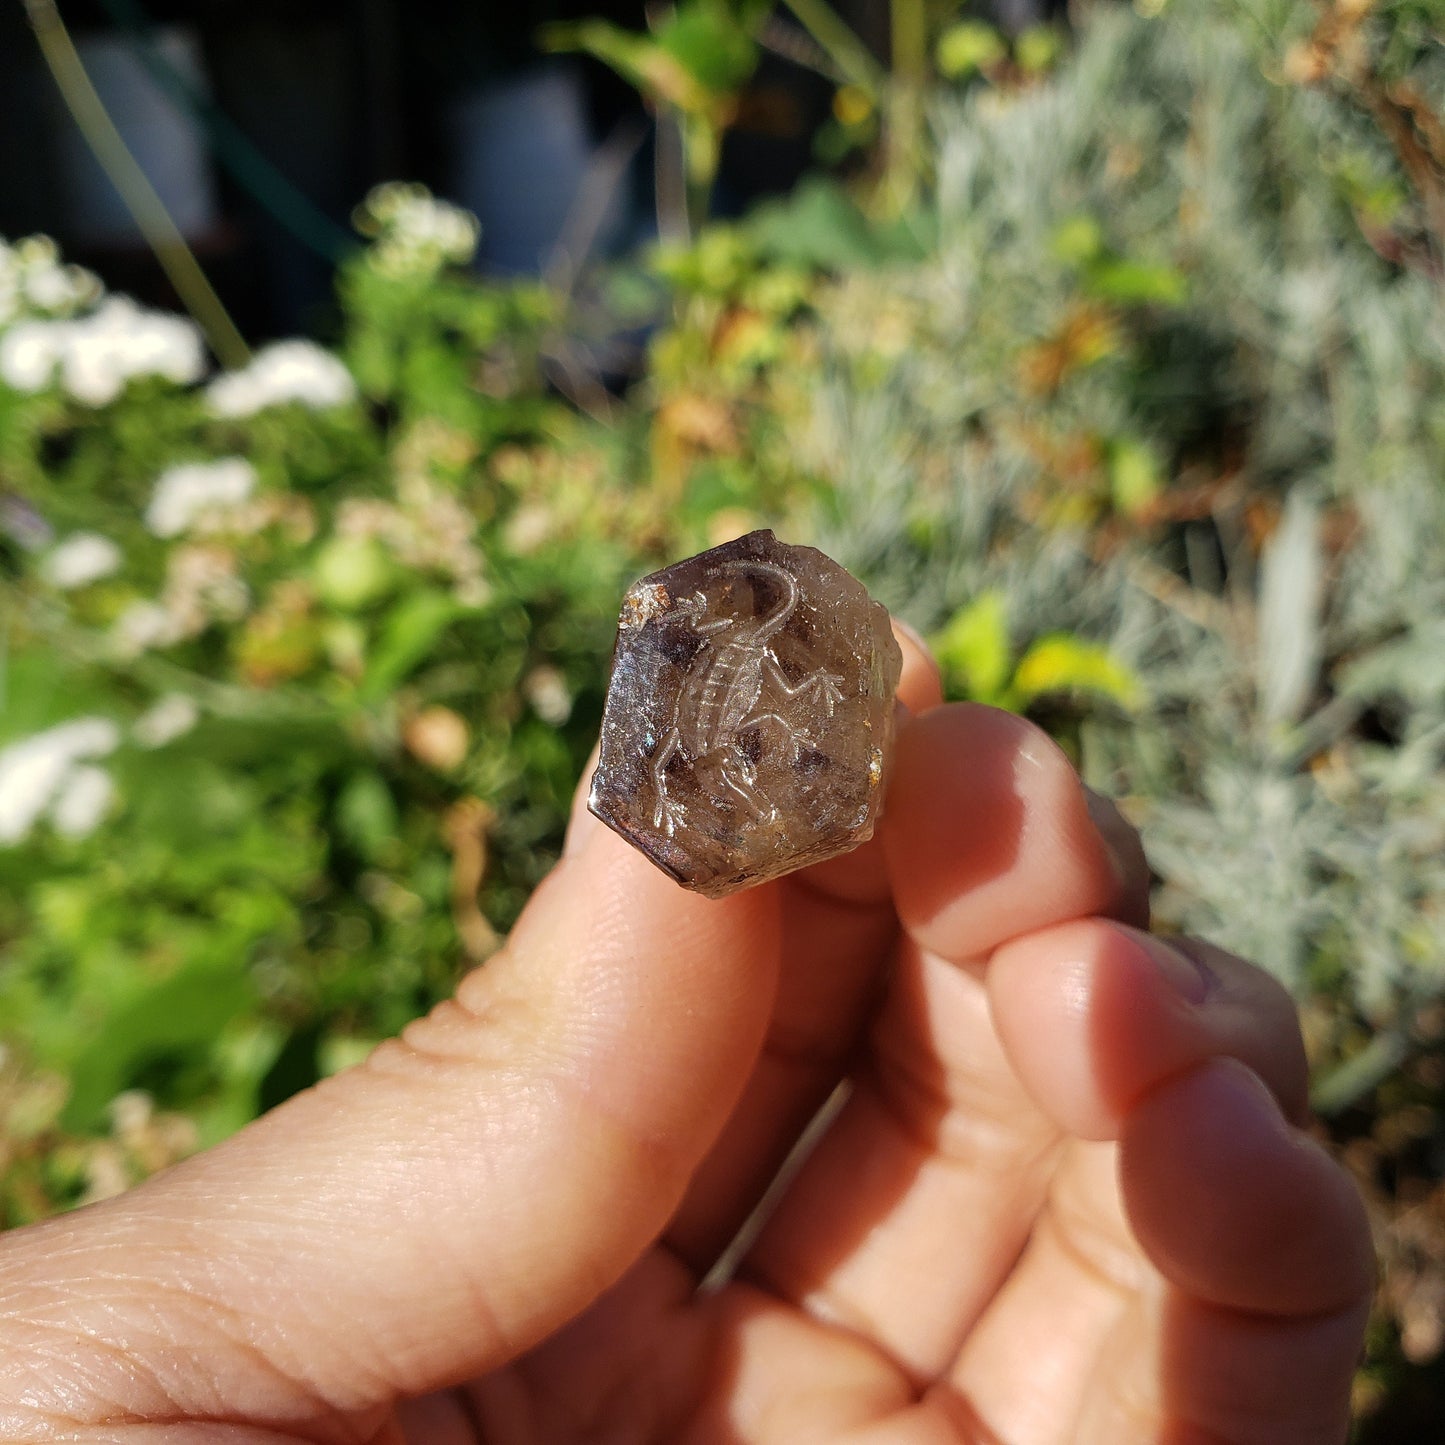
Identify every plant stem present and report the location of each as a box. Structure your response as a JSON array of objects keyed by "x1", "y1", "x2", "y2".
[
  {"x1": 886, "y1": 0, "x2": 928, "y2": 211},
  {"x1": 654, "y1": 109, "x2": 692, "y2": 245},
  {"x1": 23, "y1": 0, "x2": 250, "y2": 369},
  {"x1": 1310, "y1": 1027, "x2": 1412, "y2": 1116},
  {"x1": 780, "y1": 0, "x2": 886, "y2": 99}
]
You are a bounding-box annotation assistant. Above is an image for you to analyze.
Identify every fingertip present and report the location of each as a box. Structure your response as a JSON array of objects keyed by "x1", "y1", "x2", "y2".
[
  {"x1": 1081, "y1": 787, "x2": 1151, "y2": 928},
  {"x1": 882, "y1": 705, "x2": 1123, "y2": 960},
  {"x1": 564, "y1": 740, "x2": 604, "y2": 858},
  {"x1": 990, "y1": 919, "x2": 1198, "y2": 1141},
  {"x1": 892, "y1": 617, "x2": 944, "y2": 716},
  {"x1": 990, "y1": 921, "x2": 1312, "y2": 1142},
  {"x1": 1119, "y1": 1058, "x2": 1374, "y2": 1317}
]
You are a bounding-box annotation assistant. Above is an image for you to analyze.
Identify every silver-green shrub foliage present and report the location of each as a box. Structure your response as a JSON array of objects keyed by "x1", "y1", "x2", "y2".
[{"x1": 802, "y1": 0, "x2": 1445, "y2": 1088}]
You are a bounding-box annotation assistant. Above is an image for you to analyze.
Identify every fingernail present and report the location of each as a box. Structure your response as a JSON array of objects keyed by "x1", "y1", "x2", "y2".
[{"x1": 1134, "y1": 931, "x2": 1213, "y2": 1006}]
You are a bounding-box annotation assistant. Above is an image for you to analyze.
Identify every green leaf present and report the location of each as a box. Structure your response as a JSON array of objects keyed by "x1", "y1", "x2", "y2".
[
  {"x1": 1086, "y1": 258, "x2": 1188, "y2": 305},
  {"x1": 744, "y1": 177, "x2": 924, "y2": 269},
  {"x1": 932, "y1": 592, "x2": 1013, "y2": 705},
  {"x1": 658, "y1": 1, "x2": 759, "y2": 95},
  {"x1": 62, "y1": 958, "x2": 254, "y2": 1130},
  {"x1": 336, "y1": 772, "x2": 400, "y2": 862},
  {"x1": 936, "y1": 21, "x2": 1006, "y2": 79},
  {"x1": 361, "y1": 591, "x2": 463, "y2": 699},
  {"x1": 1050, "y1": 215, "x2": 1105, "y2": 268},
  {"x1": 1012, "y1": 636, "x2": 1145, "y2": 711},
  {"x1": 1109, "y1": 436, "x2": 1164, "y2": 516},
  {"x1": 539, "y1": 19, "x2": 656, "y2": 96},
  {"x1": 1015, "y1": 25, "x2": 1065, "y2": 75}
]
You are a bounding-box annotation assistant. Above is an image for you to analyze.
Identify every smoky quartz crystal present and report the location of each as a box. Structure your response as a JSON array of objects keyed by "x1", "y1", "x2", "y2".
[{"x1": 588, "y1": 529, "x2": 903, "y2": 897}]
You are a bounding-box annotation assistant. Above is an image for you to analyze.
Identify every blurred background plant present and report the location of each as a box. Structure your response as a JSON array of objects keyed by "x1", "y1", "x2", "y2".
[{"x1": 3, "y1": 0, "x2": 1445, "y2": 1435}]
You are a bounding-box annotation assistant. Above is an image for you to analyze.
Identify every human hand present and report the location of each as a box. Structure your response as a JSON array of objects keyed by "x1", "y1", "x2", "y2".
[{"x1": 0, "y1": 632, "x2": 1373, "y2": 1443}]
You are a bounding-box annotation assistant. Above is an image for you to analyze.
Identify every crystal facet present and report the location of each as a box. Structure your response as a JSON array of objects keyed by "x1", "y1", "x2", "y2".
[{"x1": 588, "y1": 530, "x2": 903, "y2": 897}]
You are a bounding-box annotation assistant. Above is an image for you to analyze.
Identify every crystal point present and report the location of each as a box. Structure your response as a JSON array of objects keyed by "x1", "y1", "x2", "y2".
[{"x1": 588, "y1": 530, "x2": 903, "y2": 897}]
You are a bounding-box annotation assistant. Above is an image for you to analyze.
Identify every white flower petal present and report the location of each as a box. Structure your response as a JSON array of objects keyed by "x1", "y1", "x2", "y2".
[
  {"x1": 0, "y1": 717, "x2": 120, "y2": 846},
  {"x1": 0, "y1": 319, "x2": 68, "y2": 392},
  {"x1": 0, "y1": 743, "x2": 71, "y2": 845},
  {"x1": 43, "y1": 532, "x2": 122, "y2": 590},
  {"x1": 145, "y1": 458, "x2": 258, "y2": 537},
  {"x1": 50, "y1": 765, "x2": 115, "y2": 838},
  {"x1": 207, "y1": 340, "x2": 356, "y2": 418},
  {"x1": 133, "y1": 694, "x2": 200, "y2": 748}
]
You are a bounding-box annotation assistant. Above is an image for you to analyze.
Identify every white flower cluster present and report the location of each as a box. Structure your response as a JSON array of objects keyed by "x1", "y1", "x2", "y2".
[
  {"x1": 0, "y1": 717, "x2": 119, "y2": 845},
  {"x1": 0, "y1": 235, "x2": 100, "y2": 328},
  {"x1": 359, "y1": 183, "x2": 479, "y2": 276},
  {"x1": 145, "y1": 457, "x2": 256, "y2": 537},
  {"x1": 206, "y1": 339, "x2": 357, "y2": 418},
  {"x1": 133, "y1": 694, "x2": 200, "y2": 749},
  {"x1": 112, "y1": 544, "x2": 250, "y2": 656},
  {"x1": 42, "y1": 531, "x2": 123, "y2": 590},
  {"x1": 0, "y1": 296, "x2": 204, "y2": 406},
  {"x1": 336, "y1": 473, "x2": 489, "y2": 607}
]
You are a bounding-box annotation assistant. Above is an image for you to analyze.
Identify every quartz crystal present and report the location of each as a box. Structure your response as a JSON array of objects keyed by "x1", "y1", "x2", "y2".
[{"x1": 588, "y1": 530, "x2": 903, "y2": 897}]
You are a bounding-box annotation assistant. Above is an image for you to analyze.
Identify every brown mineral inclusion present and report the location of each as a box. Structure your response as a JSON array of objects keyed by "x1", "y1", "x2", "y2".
[{"x1": 588, "y1": 530, "x2": 903, "y2": 897}]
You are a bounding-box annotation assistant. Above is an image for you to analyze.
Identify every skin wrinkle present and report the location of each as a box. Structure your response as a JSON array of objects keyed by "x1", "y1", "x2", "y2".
[
  {"x1": 916, "y1": 1382, "x2": 1012, "y2": 1445},
  {"x1": 702, "y1": 1284, "x2": 916, "y2": 1442},
  {"x1": 9, "y1": 1269, "x2": 368, "y2": 1437},
  {"x1": 862, "y1": 953, "x2": 1055, "y2": 1169},
  {"x1": 209, "y1": 1187, "x2": 478, "y2": 1407},
  {"x1": 744, "y1": 1254, "x2": 904, "y2": 1372},
  {"x1": 1033, "y1": 1185, "x2": 1153, "y2": 1303},
  {"x1": 9, "y1": 1284, "x2": 206, "y2": 1421},
  {"x1": 862, "y1": 1044, "x2": 1057, "y2": 1174},
  {"x1": 744, "y1": 1092, "x2": 1058, "y2": 1390}
]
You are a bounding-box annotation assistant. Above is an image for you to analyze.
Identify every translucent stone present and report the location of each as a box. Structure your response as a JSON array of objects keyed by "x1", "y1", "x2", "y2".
[{"x1": 588, "y1": 530, "x2": 903, "y2": 897}]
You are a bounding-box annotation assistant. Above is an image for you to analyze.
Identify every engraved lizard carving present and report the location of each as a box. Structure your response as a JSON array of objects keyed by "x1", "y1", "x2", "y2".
[{"x1": 648, "y1": 559, "x2": 845, "y2": 835}]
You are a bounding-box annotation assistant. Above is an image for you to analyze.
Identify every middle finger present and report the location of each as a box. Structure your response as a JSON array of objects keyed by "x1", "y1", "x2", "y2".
[{"x1": 740, "y1": 705, "x2": 1149, "y2": 1381}]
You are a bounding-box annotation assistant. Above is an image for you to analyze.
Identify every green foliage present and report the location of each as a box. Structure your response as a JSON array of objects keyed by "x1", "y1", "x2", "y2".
[
  {"x1": 544, "y1": 1, "x2": 770, "y2": 219},
  {"x1": 932, "y1": 592, "x2": 1144, "y2": 713},
  {"x1": 936, "y1": 20, "x2": 1007, "y2": 79},
  {"x1": 792, "y1": 0, "x2": 1445, "y2": 1082},
  {"x1": 0, "y1": 193, "x2": 695, "y2": 1215}
]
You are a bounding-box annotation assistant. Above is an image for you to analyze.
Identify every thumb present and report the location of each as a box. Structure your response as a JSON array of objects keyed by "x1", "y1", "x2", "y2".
[{"x1": 0, "y1": 822, "x2": 780, "y2": 1426}]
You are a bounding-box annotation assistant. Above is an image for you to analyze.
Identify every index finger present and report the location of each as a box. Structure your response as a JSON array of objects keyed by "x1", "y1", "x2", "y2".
[
  {"x1": 740, "y1": 704, "x2": 1150, "y2": 1379},
  {"x1": 661, "y1": 619, "x2": 944, "y2": 1272}
]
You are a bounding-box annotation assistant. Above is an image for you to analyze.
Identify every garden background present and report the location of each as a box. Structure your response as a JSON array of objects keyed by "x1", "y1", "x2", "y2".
[{"x1": 3, "y1": 0, "x2": 1444, "y2": 1436}]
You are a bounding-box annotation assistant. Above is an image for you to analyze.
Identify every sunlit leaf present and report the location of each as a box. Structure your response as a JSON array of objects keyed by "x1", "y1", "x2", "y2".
[
  {"x1": 1086, "y1": 258, "x2": 1188, "y2": 305},
  {"x1": 1013, "y1": 636, "x2": 1145, "y2": 711},
  {"x1": 1016, "y1": 25, "x2": 1065, "y2": 74},
  {"x1": 1109, "y1": 436, "x2": 1164, "y2": 516},
  {"x1": 932, "y1": 591, "x2": 1013, "y2": 704},
  {"x1": 937, "y1": 21, "x2": 1006, "y2": 78}
]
